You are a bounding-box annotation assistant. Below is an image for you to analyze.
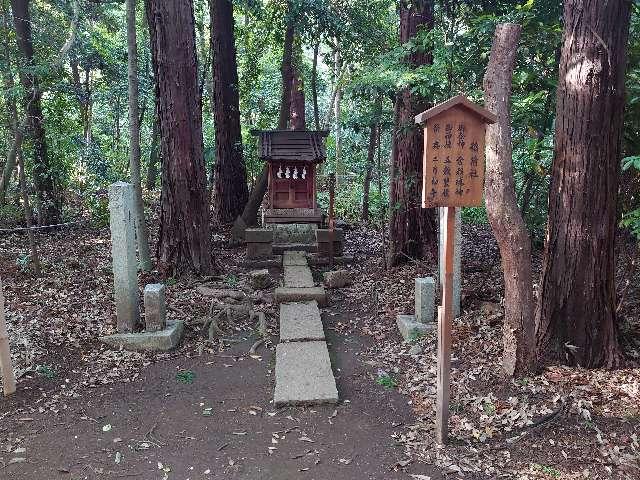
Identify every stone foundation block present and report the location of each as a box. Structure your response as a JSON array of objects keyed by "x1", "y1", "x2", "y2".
[
  {"x1": 323, "y1": 270, "x2": 352, "y2": 288},
  {"x1": 396, "y1": 315, "x2": 434, "y2": 342},
  {"x1": 144, "y1": 283, "x2": 166, "y2": 332}
]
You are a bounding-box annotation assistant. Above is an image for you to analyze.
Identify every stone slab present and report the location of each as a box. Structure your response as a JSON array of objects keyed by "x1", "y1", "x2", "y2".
[
  {"x1": 308, "y1": 255, "x2": 355, "y2": 266},
  {"x1": 245, "y1": 228, "x2": 274, "y2": 243},
  {"x1": 99, "y1": 321, "x2": 184, "y2": 352},
  {"x1": 247, "y1": 242, "x2": 273, "y2": 259},
  {"x1": 283, "y1": 250, "x2": 308, "y2": 266},
  {"x1": 268, "y1": 223, "x2": 318, "y2": 244},
  {"x1": 315, "y1": 228, "x2": 345, "y2": 242},
  {"x1": 274, "y1": 341, "x2": 338, "y2": 406},
  {"x1": 316, "y1": 241, "x2": 344, "y2": 258},
  {"x1": 144, "y1": 283, "x2": 166, "y2": 332},
  {"x1": 415, "y1": 277, "x2": 435, "y2": 324},
  {"x1": 396, "y1": 315, "x2": 434, "y2": 342},
  {"x1": 284, "y1": 265, "x2": 314, "y2": 288},
  {"x1": 273, "y1": 243, "x2": 317, "y2": 255},
  {"x1": 241, "y1": 256, "x2": 282, "y2": 269},
  {"x1": 279, "y1": 301, "x2": 324, "y2": 342},
  {"x1": 274, "y1": 287, "x2": 327, "y2": 307}
]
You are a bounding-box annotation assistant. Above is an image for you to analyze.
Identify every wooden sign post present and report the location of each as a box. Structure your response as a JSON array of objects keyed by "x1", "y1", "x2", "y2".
[
  {"x1": 0, "y1": 276, "x2": 16, "y2": 396},
  {"x1": 328, "y1": 172, "x2": 336, "y2": 267},
  {"x1": 415, "y1": 95, "x2": 495, "y2": 444}
]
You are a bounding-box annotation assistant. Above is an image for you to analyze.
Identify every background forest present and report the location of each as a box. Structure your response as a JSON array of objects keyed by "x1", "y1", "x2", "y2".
[{"x1": 1, "y1": 0, "x2": 637, "y2": 241}]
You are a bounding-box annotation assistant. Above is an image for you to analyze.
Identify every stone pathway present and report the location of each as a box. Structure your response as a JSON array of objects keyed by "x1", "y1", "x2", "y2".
[{"x1": 274, "y1": 251, "x2": 338, "y2": 407}]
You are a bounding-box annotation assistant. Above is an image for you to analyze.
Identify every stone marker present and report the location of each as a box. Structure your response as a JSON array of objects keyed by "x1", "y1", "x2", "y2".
[
  {"x1": 274, "y1": 341, "x2": 338, "y2": 406},
  {"x1": 100, "y1": 320, "x2": 185, "y2": 352},
  {"x1": 279, "y1": 301, "x2": 325, "y2": 342},
  {"x1": 144, "y1": 284, "x2": 166, "y2": 332},
  {"x1": 269, "y1": 223, "x2": 317, "y2": 244},
  {"x1": 249, "y1": 269, "x2": 272, "y2": 290},
  {"x1": 284, "y1": 265, "x2": 315, "y2": 288},
  {"x1": 315, "y1": 229, "x2": 345, "y2": 257},
  {"x1": 274, "y1": 287, "x2": 328, "y2": 307},
  {"x1": 439, "y1": 207, "x2": 461, "y2": 317},
  {"x1": 396, "y1": 314, "x2": 434, "y2": 342},
  {"x1": 245, "y1": 228, "x2": 274, "y2": 259},
  {"x1": 108, "y1": 182, "x2": 140, "y2": 333},
  {"x1": 415, "y1": 277, "x2": 435, "y2": 323},
  {"x1": 323, "y1": 270, "x2": 352, "y2": 288}
]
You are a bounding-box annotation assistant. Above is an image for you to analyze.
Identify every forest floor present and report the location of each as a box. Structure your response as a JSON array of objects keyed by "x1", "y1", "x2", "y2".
[{"x1": 0, "y1": 213, "x2": 639, "y2": 480}]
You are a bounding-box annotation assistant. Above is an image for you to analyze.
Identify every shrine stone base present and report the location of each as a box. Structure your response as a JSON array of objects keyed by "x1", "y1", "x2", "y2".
[
  {"x1": 316, "y1": 229, "x2": 345, "y2": 258},
  {"x1": 267, "y1": 223, "x2": 318, "y2": 245},
  {"x1": 245, "y1": 228, "x2": 274, "y2": 260}
]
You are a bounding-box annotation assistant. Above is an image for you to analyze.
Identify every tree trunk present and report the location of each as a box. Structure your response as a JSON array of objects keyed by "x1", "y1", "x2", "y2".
[
  {"x1": 210, "y1": 0, "x2": 249, "y2": 224},
  {"x1": 234, "y1": 7, "x2": 295, "y2": 233},
  {"x1": 483, "y1": 23, "x2": 535, "y2": 376},
  {"x1": 147, "y1": 0, "x2": 213, "y2": 275},
  {"x1": 333, "y1": 47, "x2": 342, "y2": 177},
  {"x1": 311, "y1": 40, "x2": 320, "y2": 131},
  {"x1": 10, "y1": 0, "x2": 61, "y2": 225},
  {"x1": 145, "y1": 105, "x2": 160, "y2": 190},
  {"x1": 290, "y1": 47, "x2": 305, "y2": 130},
  {"x1": 277, "y1": 18, "x2": 295, "y2": 130},
  {"x1": 388, "y1": 0, "x2": 437, "y2": 266},
  {"x1": 126, "y1": 0, "x2": 152, "y2": 272},
  {"x1": 362, "y1": 123, "x2": 377, "y2": 222},
  {"x1": 0, "y1": 52, "x2": 18, "y2": 206},
  {"x1": 16, "y1": 147, "x2": 41, "y2": 276},
  {"x1": 535, "y1": 0, "x2": 631, "y2": 368}
]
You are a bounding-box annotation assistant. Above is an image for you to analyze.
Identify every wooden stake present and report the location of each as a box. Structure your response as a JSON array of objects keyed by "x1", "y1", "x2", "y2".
[
  {"x1": 436, "y1": 206, "x2": 455, "y2": 444},
  {"x1": 328, "y1": 173, "x2": 336, "y2": 267},
  {"x1": 0, "y1": 276, "x2": 16, "y2": 396}
]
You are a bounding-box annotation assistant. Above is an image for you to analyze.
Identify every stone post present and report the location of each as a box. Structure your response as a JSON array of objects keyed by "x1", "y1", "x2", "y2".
[
  {"x1": 109, "y1": 182, "x2": 140, "y2": 333},
  {"x1": 415, "y1": 277, "x2": 435, "y2": 323},
  {"x1": 439, "y1": 208, "x2": 461, "y2": 317},
  {"x1": 144, "y1": 284, "x2": 167, "y2": 332}
]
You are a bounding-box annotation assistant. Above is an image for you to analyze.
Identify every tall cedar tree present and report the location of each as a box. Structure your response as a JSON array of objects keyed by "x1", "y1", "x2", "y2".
[
  {"x1": 388, "y1": 0, "x2": 437, "y2": 266},
  {"x1": 235, "y1": 11, "x2": 295, "y2": 231},
  {"x1": 10, "y1": 0, "x2": 61, "y2": 224},
  {"x1": 210, "y1": 0, "x2": 249, "y2": 224},
  {"x1": 146, "y1": 0, "x2": 213, "y2": 275},
  {"x1": 535, "y1": 0, "x2": 632, "y2": 368}
]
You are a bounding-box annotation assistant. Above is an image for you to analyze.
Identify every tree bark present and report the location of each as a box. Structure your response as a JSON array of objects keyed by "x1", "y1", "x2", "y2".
[
  {"x1": 483, "y1": 23, "x2": 535, "y2": 376},
  {"x1": 311, "y1": 40, "x2": 320, "y2": 131},
  {"x1": 210, "y1": 0, "x2": 249, "y2": 224},
  {"x1": 145, "y1": 104, "x2": 160, "y2": 190},
  {"x1": 16, "y1": 147, "x2": 41, "y2": 276},
  {"x1": 362, "y1": 123, "x2": 377, "y2": 222},
  {"x1": 10, "y1": 0, "x2": 61, "y2": 225},
  {"x1": 290, "y1": 43, "x2": 305, "y2": 130},
  {"x1": 388, "y1": 0, "x2": 437, "y2": 266},
  {"x1": 535, "y1": 0, "x2": 631, "y2": 368},
  {"x1": 126, "y1": 0, "x2": 152, "y2": 272},
  {"x1": 333, "y1": 47, "x2": 343, "y2": 177},
  {"x1": 147, "y1": 0, "x2": 213, "y2": 275}
]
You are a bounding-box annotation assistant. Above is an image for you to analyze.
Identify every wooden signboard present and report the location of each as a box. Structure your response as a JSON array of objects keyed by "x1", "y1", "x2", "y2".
[
  {"x1": 416, "y1": 95, "x2": 496, "y2": 208},
  {"x1": 415, "y1": 96, "x2": 495, "y2": 444}
]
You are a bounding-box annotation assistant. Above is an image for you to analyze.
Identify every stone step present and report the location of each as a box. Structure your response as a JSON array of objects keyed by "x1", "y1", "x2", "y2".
[
  {"x1": 274, "y1": 341, "x2": 338, "y2": 407},
  {"x1": 283, "y1": 250, "x2": 308, "y2": 267},
  {"x1": 284, "y1": 265, "x2": 314, "y2": 288},
  {"x1": 273, "y1": 243, "x2": 317, "y2": 255},
  {"x1": 279, "y1": 301, "x2": 324, "y2": 342},
  {"x1": 274, "y1": 287, "x2": 327, "y2": 307}
]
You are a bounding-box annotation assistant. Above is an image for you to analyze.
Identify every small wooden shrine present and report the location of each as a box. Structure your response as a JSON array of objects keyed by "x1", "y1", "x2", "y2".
[{"x1": 252, "y1": 129, "x2": 329, "y2": 224}]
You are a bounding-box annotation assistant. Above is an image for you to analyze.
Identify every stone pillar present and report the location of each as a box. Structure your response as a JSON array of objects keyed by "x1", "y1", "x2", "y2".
[
  {"x1": 415, "y1": 277, "x2": 435, "y2": 323},
  {"x1": 109, "y1": 182, "x2": 140, "y2": 333},
  {"x1": 245, "y1": 228, "x2": 274, "y2": 259},
  {"x1": 316, "y1": 229, "x2": 344, "y2": 257},
  {"x1": 439, "y1": 208, "x2": 461, "y2": 317},
  {"x1": 144, "y1": 284, "x2": 166, "y2": 332}
]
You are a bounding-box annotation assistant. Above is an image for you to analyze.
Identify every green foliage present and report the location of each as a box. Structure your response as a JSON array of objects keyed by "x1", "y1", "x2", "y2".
[
  {"x1": 376, "y1": 373, "x2": 397, "y2": 389},
  {"x1": 86, "y1": 195, "x2": 110, "y2": 228},
  {"x1": 176, "y1": 370, "x2": 195, "y2": 384},
  {"x1": 36, "y1": 364, "x2": 56, "y2": 379}
]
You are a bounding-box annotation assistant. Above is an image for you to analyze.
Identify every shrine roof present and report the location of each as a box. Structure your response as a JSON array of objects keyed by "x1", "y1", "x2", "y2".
[
  {"x1": 414, "y1": 95, "x2": 497, "y2": 125},
  {"x1": 251, "y1": 129, "x2": 329, "y2": 163}
]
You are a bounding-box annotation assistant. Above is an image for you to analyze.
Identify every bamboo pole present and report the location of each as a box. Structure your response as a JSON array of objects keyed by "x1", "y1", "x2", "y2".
[{"x1": 0, "y1": 276, "x2": 16, "y2": 396}]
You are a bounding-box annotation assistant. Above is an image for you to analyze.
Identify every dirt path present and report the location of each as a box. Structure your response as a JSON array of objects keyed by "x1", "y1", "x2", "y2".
[{"x1": 0, "y1": 301, "x2": 442, "y2": 480}]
